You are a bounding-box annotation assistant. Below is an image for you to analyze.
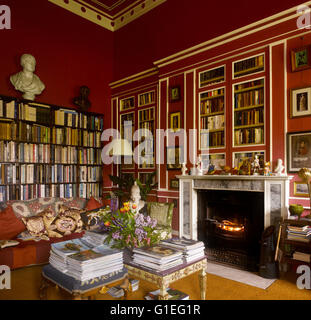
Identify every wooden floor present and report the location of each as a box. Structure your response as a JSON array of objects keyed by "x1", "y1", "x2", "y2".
[{"x1": 0, "y1": 264, "x2": 310, "y2": 300}]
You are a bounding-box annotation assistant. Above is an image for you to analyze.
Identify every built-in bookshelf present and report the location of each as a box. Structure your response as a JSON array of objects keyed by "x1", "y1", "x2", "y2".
[
  {"x1": 233, "y1": 78, "x2": 265, "y2": 146},
  {"x1": 199, "y1": 87, "x2": 225, "y2": 149},
  {"x1": 233, "y1": 53, "x2": 264, "y2": 79},
  {"x1": 138, "y1": 91, "x2": 155, "y2": 107},
  {"x1": 118, "y1": 88, "x2": 157, "y2": 181},
  {"x1": 199, "y1": 65, "x2": 225, "y2": 88},
  {"x1": 0, "y1": 95, "x2": 104, "y2": 202},
  {"x1": 120, "y1": 96, "x2": 135, "y2": 111},
  {"x1": 138, "y1": 107, "x2": 155, "y2": 168}
]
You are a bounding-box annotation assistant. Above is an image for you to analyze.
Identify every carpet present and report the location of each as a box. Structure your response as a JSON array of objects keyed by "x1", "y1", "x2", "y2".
[{"x1": 206, "y1": 261, "x2": 276, "y2": 289}]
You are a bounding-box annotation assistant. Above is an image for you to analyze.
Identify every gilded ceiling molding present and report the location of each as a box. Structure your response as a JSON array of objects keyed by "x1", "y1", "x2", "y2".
[{"x1": 48, "y1": 0, "x2": 166, "y2": 31}]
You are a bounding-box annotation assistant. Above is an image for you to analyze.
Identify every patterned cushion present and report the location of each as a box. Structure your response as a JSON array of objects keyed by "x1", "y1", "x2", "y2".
[
  {"x1": 149, "y1": 203, "x2": 170, "y2": 227},
  {"x1": 43, "y1": 205, "x2": 84, "y2": 238},
  {"x1": 81, "y1": 206, "x2": 110, "y2": 231},
  {"x1": 22, "y1": 211, "x2": 51, "y2": 241}
]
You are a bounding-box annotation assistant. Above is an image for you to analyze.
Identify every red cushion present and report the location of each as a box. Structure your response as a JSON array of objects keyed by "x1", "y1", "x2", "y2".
[
  {"x1": 85, "y1": 196, "x2": 102, "y2": 211},
  {"x1": 0, "y1": 206, "x2": 26, "y2": 240}
]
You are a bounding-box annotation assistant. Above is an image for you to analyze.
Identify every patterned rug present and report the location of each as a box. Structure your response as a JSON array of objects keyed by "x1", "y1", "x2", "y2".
[{"x1": 206, "y1": 261, "x2": 276, "y2": 289}]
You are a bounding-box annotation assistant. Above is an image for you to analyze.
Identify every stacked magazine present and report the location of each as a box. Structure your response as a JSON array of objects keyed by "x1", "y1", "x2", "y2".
[
  {"x1": 145, "y1": 287, "x2": 189, "y2": 300},
  {"x1": 84, "y1": 230, "x2": 109, "y2": 247},
  {"x1": 161, "y1": 238, "x2": 205, "y2": 263},
  {"x1": 132, "y1": 244, "x2": 183, "y2": 272},
  {"x1": 287, "y1": 224, "x2": 311, "y2": 242},
  {"x1": 49, "y1": 237, "x2": 123, "y2": 281}
]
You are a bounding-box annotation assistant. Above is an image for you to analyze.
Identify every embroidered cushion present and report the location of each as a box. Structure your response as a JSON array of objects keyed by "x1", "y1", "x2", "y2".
[
  {"x1": 43, "y1": 205, "x2": 84, "y2": 238},
  {"x1": 81, "y1": 206, "x2": 110, "y2": 231},
  {"x1": 149, "y1": 203, "x2": 171, "y2": 227},
  {"x1": 22, "y1": 210, "x2": 51, "y2": 241},
  {"x1": 85, "y1": 196, "x2": 102, "y2": 211}
]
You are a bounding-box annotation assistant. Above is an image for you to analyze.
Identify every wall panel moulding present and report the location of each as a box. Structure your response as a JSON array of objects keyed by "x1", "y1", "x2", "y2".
[{"x1": 48, "y1": 0, "x2": 166, "y2": 31}]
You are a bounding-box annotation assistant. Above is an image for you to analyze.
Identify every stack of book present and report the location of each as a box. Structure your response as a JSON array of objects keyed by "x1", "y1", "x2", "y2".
[
  {"x1": 49, "y1": 238, "x2": 123, "y2": 281},
  {"x1": 161, "y1": 238, "x2": 205, "y2": 263},
  {"x1": 287, "y1": 224, "x2": 311, "y2": 242},
  {"x1": 107, "y1": 279, "x2": 139, "y2": 298},
  {"x1": 132, "y1": 244, "x2": 183, "y2": 272},
  {"x1": 293, "y1": 251, "x2": 311, "y2": 263},
  {"x1": 145, "y1": 288, "x2": 189, "y2": 300}
]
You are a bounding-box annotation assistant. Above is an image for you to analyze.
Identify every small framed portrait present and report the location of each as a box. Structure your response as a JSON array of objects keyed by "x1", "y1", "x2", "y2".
[
  {"x1": 294, "y1": 182, "x2": 309, "y2": 197},
  {"x1": 170, "y1": 112, "x2": 181, "y2": 132},
  {"x1": 170, "y1": 178, "x2": 179, "y2": 189},
  {"x1": 291, "y1": 46, "x2": 311, "y2": 72},
  {"x1": 166, "y1": 146, "x2": 183, "y2": 170},
  {"x1": 290, "y1": 87, "x2": 311, "y2": 118},
  {"x1": 287, "y1": 131, "x2": 311, "y2": 172},
  {"x1": 169, "y1": 86, "x2": 181, "y2": 102}
]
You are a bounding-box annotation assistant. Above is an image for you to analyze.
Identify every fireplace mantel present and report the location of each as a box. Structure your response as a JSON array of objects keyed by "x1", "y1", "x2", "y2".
[{"x1": 177, "y1": 175, "x2": 293, "y2": 240}]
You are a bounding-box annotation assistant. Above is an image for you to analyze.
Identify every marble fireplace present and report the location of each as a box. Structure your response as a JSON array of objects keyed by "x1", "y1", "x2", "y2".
[{"x1": 177, "y1": 175, "x2": 292, "y2": 270}]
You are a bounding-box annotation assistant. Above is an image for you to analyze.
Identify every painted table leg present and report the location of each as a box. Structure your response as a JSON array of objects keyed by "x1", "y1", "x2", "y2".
[
  {"x1": 199, "y1": 268, "x2": 207, "y2": 300},
  {"x1": 39, "y1": 277, "x2": 50, "y2": 300}
]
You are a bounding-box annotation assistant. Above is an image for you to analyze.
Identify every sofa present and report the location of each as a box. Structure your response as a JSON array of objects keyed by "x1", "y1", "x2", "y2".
[{"x1": 0, "y1": 196, "x2": 105, "y2": 270}]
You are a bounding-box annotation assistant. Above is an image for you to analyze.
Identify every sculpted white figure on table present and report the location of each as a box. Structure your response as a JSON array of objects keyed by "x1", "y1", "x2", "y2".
[
  {"x1": 181, "y1": 163, "x2": 188, "y2": 176},
  {"x1": 10, "y1": 54, "x2": 45, "y2": 101},
  {"x1": 129, "y1": 182, "x2": 145, "y2": 214}
]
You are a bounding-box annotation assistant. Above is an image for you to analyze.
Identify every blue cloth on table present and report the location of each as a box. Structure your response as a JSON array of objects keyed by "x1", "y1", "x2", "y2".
[{"x1": 42, "y1": 264, "x2": 128, "y2": 294}]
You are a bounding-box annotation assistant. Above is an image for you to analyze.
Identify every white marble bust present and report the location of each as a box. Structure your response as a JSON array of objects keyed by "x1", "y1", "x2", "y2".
[
  {"x1": 129, "y1": 182, "x2": 145, "y2": 214},
  {"x1": 274, "y1": 158, "x2": 285, "y2": 176},
  {"x1": 10, "y1": 54, "x2": 45, "y2": 101}
]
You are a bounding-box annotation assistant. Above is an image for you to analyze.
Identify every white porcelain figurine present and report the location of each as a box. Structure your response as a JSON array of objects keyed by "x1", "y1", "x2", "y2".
[
  {"x1": 10, "y1": 54, "x2": 45, "y2": 101},
  {"x1": 181, "y1": 162, "x2": 188, "y2": 176},
  {"x1": 274, "y1": 158, "x2": 285, "y2": 176},
  {"x1": 129, "y1": 181, "x2": 145, "y2": 214},
  {"x1": 196, "y1": 155, "x2": 203, "y2": 176}
]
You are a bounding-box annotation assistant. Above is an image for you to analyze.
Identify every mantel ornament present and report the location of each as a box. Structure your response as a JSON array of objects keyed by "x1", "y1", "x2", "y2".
[
  {"x1": 10, "y1": 54, "x2": 45, "y2": 101},
  {"x1": 274, "y1": 158, "x2": 285, "y2": 176}
]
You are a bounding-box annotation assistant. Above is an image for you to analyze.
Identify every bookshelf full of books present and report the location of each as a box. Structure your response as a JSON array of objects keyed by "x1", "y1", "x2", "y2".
[
  {"x1": 199, "y1": 87, "x2": 225, "y2": 149},
  {"x1": 119, "y1": 87, "x2": 157, "y2": 180},
  {"x1": 138, "y1": 107, "x2": 155, "y2": 168},
  {"x1": 233, "y1": 78, "x2": 265, "y2": 146},
  {"x1": 0, "y1": 95, "x2": 104, "y2": 202},
  {"x1": 199, "y1": 65, "x2": 225, "y2": 88},
  {"x1": 233, "y1": 54, "x2": 264, "y2": 79}
]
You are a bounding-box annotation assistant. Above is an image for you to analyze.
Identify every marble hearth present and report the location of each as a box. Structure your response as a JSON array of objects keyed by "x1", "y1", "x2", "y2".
[{"x1": 177, "y1": 175, "x2": 292, "y2": 240}]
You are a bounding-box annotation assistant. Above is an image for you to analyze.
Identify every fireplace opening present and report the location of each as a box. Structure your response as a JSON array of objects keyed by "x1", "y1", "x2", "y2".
[{"x1": 197, "y1": 189, "x2": 264, "y2": 271}]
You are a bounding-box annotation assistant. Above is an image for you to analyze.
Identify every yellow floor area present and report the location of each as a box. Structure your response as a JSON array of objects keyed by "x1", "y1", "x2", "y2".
[{"x1": 0, "y1": 265, "x2": 310, "y2": 300}]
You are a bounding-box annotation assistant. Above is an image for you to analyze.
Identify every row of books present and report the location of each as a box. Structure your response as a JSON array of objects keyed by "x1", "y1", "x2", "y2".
[
  {"x1": 201, "y1": 131, "x2": 224, "y2": 149},
  {"x1": 52, "y1": 127, "x2": 79, "y2": 146},
  {"x1": 78, "y1": 148, "x2": 102, "y2": 165},
  {"x1": 120, "y1": 97, "x2": 134, "y2": 110},
  {"x1": 79, "y1": 166, "x2": 102, "y2": 183},
  {"x1": 200, "y1": 98, "x2": 224, "y2": 115},
  {"x1": 139, "y1": 108, "x2": 155, "y2": 122},
  {"x1": 49, "y1": 238, "x2": 123, "y2": 281},
  {"x1": 234, "y1": 127, "x2": 264, "y2": 145},
  {"x1": 234, "y1": 89, "x2": 264, "y2": 109},
  {"x1": 50, "y1": 165, "x2": 77, "y2": 183},
  {"x1": 201, "y1": 114, "x2": 224, "y2": 131},
  {"x1": 234, "y1": 108, "x2": 264, "y2": 127},
  {"x1": 0, "y1": 182, "x2": 102, "y2": 201},
  {"x1": 80, "y1": 114, "x2": 104, "y2": 131},
  {"x1": 138, "y1": 92, "x2": 155, "y2": 106},
  {"x1": 234, "y1": 55, "x2": 264, "y2": 74},
  {"x1": 287, "y1": 224, "x2": 311, "y2": 243},
  {"x1": 200, "y1": 67, "x2": 225, "y2": 86},
  {"x1": 0, "y1": 121, "x2": 17, "y2": 140},
  {"x1": 19, "y1": 123, "x2": 50, "y2": 143},
  {"x1": 139, "y1": 121, "x2": 154, "y2": 133},
  {"x1": 0, "y1": 99, "x2": 18, "y2": 119}
]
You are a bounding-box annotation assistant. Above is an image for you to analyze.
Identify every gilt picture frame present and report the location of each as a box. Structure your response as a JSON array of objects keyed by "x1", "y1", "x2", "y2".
[
  {"x1": 290, "y1": 87, "x2": 311, "y2": 118},
  {"x1": 169, "y1": 86, "x2": 181, "y2": 102},
  {"x1": 291, "y1": 46, "x2": 311, "y2": 72}
]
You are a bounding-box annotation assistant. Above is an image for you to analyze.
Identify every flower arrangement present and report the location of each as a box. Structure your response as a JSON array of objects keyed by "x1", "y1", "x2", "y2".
[{"x1": 102, "y1": 202, "x2": 160, "y2": 249}]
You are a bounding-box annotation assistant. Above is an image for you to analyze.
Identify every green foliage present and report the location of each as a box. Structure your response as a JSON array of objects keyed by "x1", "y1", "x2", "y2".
[{"x1": 107, "y1": 171, "x2": 158, "y2": 202}]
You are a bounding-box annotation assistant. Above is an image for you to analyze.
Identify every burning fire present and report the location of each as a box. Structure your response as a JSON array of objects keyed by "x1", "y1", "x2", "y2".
[{"x1": 217, "y1": 220, "x2": 245, "y2": 232}]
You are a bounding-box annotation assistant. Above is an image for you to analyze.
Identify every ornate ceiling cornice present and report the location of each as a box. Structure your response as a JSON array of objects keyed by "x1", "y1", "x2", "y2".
[{"x1": 48, "y1": 0, "x2": 166, "y2": 31}]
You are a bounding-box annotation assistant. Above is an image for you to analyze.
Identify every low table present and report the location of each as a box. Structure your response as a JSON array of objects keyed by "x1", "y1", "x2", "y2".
[
  {"x1": 40, "y1": 264, "x2": 129, "y2": 300},
  {"x1": 124, "y1": 254, "x2": 208, "y2": 300}
]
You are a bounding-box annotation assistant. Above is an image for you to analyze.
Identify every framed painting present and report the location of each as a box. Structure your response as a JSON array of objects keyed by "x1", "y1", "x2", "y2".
[
  {"x1": 170, "y1": 178, "x2": 179, "y2": 189},
  {"x1": 166, "y1": 146, "x2": 183, "y2": 170},
  {"x1": 170, "y1": 112, "x2": 181, "y2": 132},
  {"x1": 287, "y1": 131, "x2": 311, "y2": 172},
  {"x1": 169, "y1": 86, "x2": 181, "y2": 102},
  {"x1": 294, "y1": 182, "x2": 309, "y2": 197},
  {"x1": 291, "y1": 46, "x2": 311, "y2": 72},
  {"x1": 290, "y1": 87, "x2": 311, "y2": 118}
]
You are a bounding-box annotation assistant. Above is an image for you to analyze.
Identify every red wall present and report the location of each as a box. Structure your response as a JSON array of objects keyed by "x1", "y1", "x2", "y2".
[
  {"x1": 114, "y1": 0, "x2": 306, "y2": 81},
  {"x1": 0, "y1": 0, "x2": 113, "y2": 124}
]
